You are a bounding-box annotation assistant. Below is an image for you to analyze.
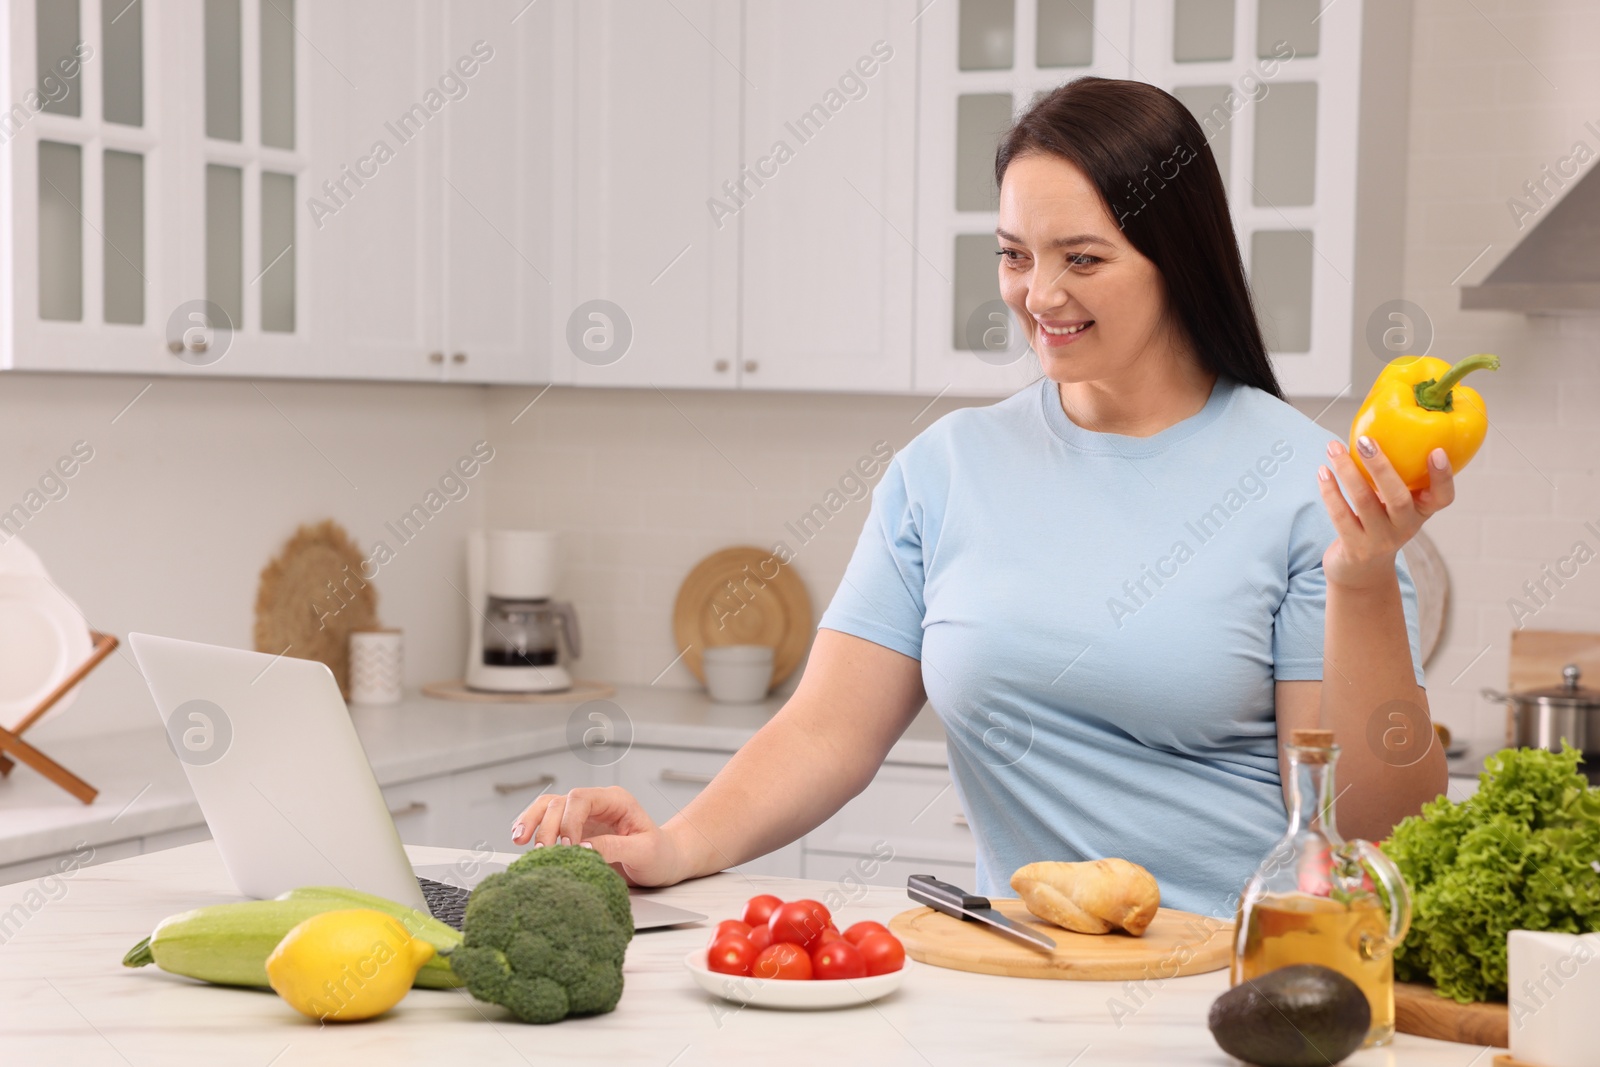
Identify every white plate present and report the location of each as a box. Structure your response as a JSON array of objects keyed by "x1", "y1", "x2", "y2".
[
  {"x1": 0, "y1": 574, "x2": 93, "y2": 729},
  {"x1": 684, "y1": 948, "x2": 908, "y2": 1010}
]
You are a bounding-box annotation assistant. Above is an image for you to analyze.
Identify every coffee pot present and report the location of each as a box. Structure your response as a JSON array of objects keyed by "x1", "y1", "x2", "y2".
[{"x1": 464, "y1": 530, "x2": 580, "y2": 693}]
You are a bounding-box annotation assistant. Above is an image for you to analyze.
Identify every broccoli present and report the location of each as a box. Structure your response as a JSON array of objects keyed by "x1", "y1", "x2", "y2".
[
  {"x1": 507, "y1": 843, "x2": 633, "y2": 937},
  {"x1": 450, "y1": 867, "x2": 633, "y2": 1024}
]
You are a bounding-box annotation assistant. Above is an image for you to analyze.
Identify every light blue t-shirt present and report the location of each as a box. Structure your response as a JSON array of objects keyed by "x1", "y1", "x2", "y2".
[{"x1": 818, "y1": 375, "x2": 1424, "y2": 917}]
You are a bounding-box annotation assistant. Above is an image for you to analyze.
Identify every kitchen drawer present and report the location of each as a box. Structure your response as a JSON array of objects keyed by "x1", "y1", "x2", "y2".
[
  {"x1": 617, "y1": 747, "x2": 801, "y2": 879},
  {"x1": 808, "y1": 763, "x2": 974, "y2": 865},
  {"x1": 381, "y1": 774, "x2": 459, "y2": 849},
  {"x1": 802, "y1": 849, "x2": 975, "y2": 894},
  {"x1": 0, "y1": 836, "x2": 140, "y2": 888},
  {"x1": 453, "y1": 751, "x2": 593, "y2": 851},
  {"x1": 141, "y1": 825, "x2": 212, "y2": 854}
]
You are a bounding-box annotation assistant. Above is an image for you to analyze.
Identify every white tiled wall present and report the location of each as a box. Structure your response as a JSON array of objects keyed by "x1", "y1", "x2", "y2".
[
  {"x1": 486, "y1": 0, "x2": 1600, "y2": 741},
  {"x1": 482, "y1": 386, "x2": 979, "y2": 693}
]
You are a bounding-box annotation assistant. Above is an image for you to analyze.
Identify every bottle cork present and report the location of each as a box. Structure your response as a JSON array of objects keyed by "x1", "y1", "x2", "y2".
[{"x1": 1290, "y1": 728, "x2": 1335, "y2": 747}]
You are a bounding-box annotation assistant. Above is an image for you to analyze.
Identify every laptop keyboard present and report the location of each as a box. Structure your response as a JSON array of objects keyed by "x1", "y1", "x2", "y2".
[{"x1": 418, "y1": 876, "x2": 472, "y2": 931}]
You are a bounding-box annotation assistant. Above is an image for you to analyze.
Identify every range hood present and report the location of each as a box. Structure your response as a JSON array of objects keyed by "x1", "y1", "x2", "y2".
[{"x1": 1461, "y1": 163, "x2": 1600, "y2": 313}]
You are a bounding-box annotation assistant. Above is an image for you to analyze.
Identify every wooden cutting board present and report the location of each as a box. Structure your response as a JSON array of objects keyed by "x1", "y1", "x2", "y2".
[
  {"x1": 889, "y1": 901, "x2": 1232, "y2": 980},
  {"x1": 1394, "y1": 982, "x2": 1508, "y2": 1047}
]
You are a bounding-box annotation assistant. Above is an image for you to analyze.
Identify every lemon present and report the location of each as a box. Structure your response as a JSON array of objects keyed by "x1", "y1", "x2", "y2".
[{"x1": 265, "y1": 908, "x2": 436, "y2": 1021}]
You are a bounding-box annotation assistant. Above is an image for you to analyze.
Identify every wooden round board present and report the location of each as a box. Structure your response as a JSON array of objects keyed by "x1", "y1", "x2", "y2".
[
  {"x1": 889, "y1": 901, "x2": 1232, "y2": 981},
  {"x1": 1394, "y1": 981, "x2": 1507, "y2": 1047},
  {"x1": 672, "y1": 546, "x2": 812, "y2": 690},
  {"x1": 420, "y1": 679, "x2": 615, "y2": 704}
]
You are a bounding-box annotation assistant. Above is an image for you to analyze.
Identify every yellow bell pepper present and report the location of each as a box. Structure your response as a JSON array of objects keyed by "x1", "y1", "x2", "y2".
[{"x1": 1350, "y1": 353, "x2": 1499, "y2": 493}]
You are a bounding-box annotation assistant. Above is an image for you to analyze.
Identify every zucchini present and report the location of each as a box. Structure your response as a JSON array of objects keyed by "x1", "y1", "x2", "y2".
[{"x1": 122, "y1": 888, "x2": 464, "y2": 989}]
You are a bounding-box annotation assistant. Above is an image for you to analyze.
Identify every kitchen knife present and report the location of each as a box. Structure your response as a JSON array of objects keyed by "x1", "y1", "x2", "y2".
[{"x1": 906, "y1": 874, "x2": 1056, "y2": 951}]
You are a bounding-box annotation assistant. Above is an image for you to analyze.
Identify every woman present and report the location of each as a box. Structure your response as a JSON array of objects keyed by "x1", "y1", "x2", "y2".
[{"x1": 511, "y1": 78, "x2": 1451, "y2": 916}]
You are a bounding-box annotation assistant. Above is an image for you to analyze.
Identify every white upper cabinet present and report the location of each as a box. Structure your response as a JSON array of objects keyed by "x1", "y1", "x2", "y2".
[
  {"x1": 561, "y1": 0, "x2": 741, "y2": 390},
  {"x1": 435, "y1": 0, "x2": 568, "y2": 385},
  {"x1": 304, "y1": 0, "x2": 443, "y2": 382},
  {"x1": 4, "y1": 0, "x2": 565, "y2": 383},
  {"x1": 912, "y1": 0, "x2": 1409, "y2": 399},
  {"x1": 4, "y1": 0, "x2": 1405, "y2": 394},
  {"x1": 737, "y1": 0, "x2": 918, "y2": 393},
  {"x1": 4, "y1": 0, "x2": 173, "y2": 373},
  {"x1": 913, "y1": 0, "x2": 1136, "y2": 398}
]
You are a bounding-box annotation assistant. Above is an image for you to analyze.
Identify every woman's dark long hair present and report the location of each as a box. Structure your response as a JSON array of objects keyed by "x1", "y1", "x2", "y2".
[{"x1": 995, "y1": 77, "x2": 1284, "y2": 400}]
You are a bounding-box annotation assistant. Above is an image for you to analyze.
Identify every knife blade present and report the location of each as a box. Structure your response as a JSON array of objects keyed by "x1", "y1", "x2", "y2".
[{"x1": 906, "y1": 874, "x2": 1056, "y2": 951}]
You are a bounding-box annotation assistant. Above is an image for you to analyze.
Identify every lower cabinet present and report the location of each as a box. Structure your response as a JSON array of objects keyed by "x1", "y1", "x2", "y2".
[
  {"x1": 802, "y1": 850, "x2": 976, "y2": 891},
  {"x1": 384, "y1": 751, "x2": 593, "y2": 851},
  {"x1": 451, "y1": 751, "x2": 592, "y2": 851},
  {"x1": 0, "y1": 747, "x2": 963, "y2": 891},
  {"x1": 808, "y1": 762, "x2": 975, "y2": 866},
  {"x1": 613, "y1": 746, "x2": 803, "y2": 878},
  {"x1": 0, "y1": 826, "x2": 212, "y2": 888}
]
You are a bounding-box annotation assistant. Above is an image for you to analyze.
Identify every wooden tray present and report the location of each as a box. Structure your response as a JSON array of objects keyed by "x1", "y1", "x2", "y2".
[
  {"x1": 672, "y1": 546, "x2": 812, "y2": 690},
  {"x1": 1394, "y1": 981, "x2": 1508, "y2": 1047},
  {"x1": 420, "y1": 679, "x2": 615, "y2": 704},
  {"x1": 889, "y1": 901, "x2": 1231, "y2": 981}
]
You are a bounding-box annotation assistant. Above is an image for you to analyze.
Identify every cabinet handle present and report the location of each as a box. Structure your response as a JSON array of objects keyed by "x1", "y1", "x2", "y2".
[
  {"x1": 952, "y1": 813, "x2": 968, "y2": 828},
  {"x1": 743, "y1": 360, "x2": 758, "y2": 373},
  {"x1": 659, "y1": 769, "x2": 716, "y2": 786},
  {"x1": 493, "y1": 774, "x2": 557, "y2": 796},
  {"x1": 452, "y1": 352, "x2": 467, "y2": 364},
  {"x1": 428, "y1": 351, "x2": 445, "y2": 364},
  {"x1": 388, "y1": 801, "x2": 428, "y2": 818},
  {"x1": 714, "y1": 359, "x2": 730, "y2": 373}
]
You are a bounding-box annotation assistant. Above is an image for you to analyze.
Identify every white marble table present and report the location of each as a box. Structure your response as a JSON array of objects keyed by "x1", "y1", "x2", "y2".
[{"x1": 0, "y1": 841, "x2": 1503, "y2": 1066}]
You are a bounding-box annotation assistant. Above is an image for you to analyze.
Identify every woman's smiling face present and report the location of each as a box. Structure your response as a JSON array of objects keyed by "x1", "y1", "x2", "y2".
[{"x1": 996, "y1": 152, "x2": 1185, "y2": 385}]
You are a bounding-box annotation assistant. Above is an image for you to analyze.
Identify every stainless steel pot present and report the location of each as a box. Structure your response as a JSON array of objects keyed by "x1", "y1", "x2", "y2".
[{"x1": 1482, "y1": 664, "x2": 1600, "y2": 754}]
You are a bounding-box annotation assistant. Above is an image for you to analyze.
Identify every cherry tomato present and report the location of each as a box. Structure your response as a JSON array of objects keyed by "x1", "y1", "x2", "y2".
[
  {"x1": 710, "y1": 919, "x2": 751, "y2": 944},
  {"x1": 818, "y1": 926, "x2": 844, "y2": 945},
  {"x1": 811, "y1": 939, "x2": 867, "y2": 980},
  {"x1": 746, "y1": 924, "x2": 773, "y2": 952},
  {"x1": 768, "y1": 900, "x2": 832, "y2": 952},
  {"x1": 753, "y1": 942, "x2": 812, "y2": 980},
  {"x1": 843, "y1": 921, "x2": 890, "y2": 947},
  {"x1": 707, "y1": 934, "x2": 757, "y2": 977},
  {"x1": 856, "y1": 932, "x2": 906, "y2": 976},
  {"x1": 793, "y1": 898, "x2": 832, "y2": 928},
  {"x1": 742, "y1": 894, "x2": 784, "y2": 927}
]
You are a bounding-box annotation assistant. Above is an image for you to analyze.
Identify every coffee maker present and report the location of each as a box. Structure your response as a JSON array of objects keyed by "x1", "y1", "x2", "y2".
[{"x1": 464, "y1": 530, "x2": 581, "y2": 693}]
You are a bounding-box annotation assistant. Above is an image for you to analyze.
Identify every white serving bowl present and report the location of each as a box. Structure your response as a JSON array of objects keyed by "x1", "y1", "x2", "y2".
[
  {"x1": 683, "y1": 948, "x2": 908, "y2": 1010},
  {"x1": 702, "y1": 644, "x2": 774, "y2": 704}
]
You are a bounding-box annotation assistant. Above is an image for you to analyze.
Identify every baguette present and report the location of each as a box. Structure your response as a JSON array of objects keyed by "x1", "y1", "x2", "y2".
[{"x1": 1009, "y1": 858, "x2": 1161, "y2": 936}]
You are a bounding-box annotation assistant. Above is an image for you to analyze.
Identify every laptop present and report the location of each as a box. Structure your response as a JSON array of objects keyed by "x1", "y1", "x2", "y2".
[{"x1": 128, "y1": 632, "x2": 704, "y2": 931}]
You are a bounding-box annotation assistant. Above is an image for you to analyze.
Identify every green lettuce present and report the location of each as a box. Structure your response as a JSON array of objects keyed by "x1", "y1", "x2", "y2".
[{"x1": 1384, "y1": 745, "x2": 1600, "y2": 1003}]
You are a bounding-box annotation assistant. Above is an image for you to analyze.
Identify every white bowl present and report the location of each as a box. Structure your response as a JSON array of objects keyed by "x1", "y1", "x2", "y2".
[
  {"x1": 683, "y1": 948, "x2": 907, "y2": 1010},
  {"x1": 702, "y1": 645, "x2": 774, "y2": 704}
]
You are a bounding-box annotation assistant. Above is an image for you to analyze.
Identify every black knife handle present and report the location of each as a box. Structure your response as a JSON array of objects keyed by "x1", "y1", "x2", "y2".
[{"x1": 907, "y1": 874, "x2": 990, "y2": 919}]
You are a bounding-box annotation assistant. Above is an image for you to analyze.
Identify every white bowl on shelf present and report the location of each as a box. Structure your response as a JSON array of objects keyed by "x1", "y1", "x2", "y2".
[{"x1": 683, "y1": 948, "x2": 908, "y2": 1010}]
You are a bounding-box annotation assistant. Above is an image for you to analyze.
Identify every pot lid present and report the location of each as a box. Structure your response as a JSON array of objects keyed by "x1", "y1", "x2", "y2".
[{"x1": 1511, "y1": 664, "x2": 1600, "y2": 705}]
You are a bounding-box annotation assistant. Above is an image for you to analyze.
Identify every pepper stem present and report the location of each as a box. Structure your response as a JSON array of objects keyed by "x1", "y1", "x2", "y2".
[{"x1": 1414, "y1": 353, "x2": 1499, "y2": 412}]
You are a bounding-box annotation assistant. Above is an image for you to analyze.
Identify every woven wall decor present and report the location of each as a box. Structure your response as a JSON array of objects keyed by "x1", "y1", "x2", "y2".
[{"x1": 254, "y1": 520, "x2": 378, "y2": 697}]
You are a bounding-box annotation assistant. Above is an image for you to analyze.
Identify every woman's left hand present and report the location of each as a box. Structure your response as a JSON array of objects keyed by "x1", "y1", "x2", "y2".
[{"x1": 1318, "y1": 435, "x2": 1455, "y2": 588}]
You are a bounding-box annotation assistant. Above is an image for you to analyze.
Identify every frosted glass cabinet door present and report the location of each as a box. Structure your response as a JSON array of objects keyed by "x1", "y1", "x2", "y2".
[{"x1": 6, "y1": 0, "x2": 175, "y2": 373}]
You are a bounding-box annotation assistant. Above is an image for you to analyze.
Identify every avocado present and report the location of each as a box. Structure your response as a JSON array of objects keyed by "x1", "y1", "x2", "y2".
[{"x1": 1207, "y1": 964, "x2": 1371, "y2": 1067}]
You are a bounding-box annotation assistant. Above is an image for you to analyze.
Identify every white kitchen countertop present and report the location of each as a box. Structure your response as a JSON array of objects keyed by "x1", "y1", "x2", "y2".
[
  {"x1": 0, "y1": 685, "x2": 950, "y2": 868},
  {"x1": 0, "y1": 841, "x2": 1501, "y2": 1066}
]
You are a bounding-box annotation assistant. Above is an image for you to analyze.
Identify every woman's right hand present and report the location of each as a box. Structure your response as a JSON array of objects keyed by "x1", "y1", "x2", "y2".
[{"x1": 509, "y1": 786, "x2": 686, "y2": 887}]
